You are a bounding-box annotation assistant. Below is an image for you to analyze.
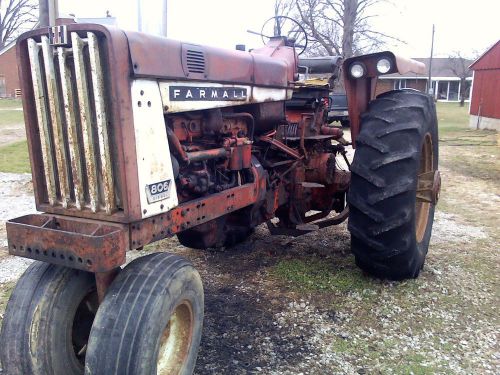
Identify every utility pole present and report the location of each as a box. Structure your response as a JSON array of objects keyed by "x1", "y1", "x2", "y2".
[
  {"x1": 428, "y1": 24, "x2": 435, "y2": 97},
  {"x1": 39, "y1": 0, "x2": 57, "y2": 27},
  {"x1": 39, "y1": 0, "x2": 49, "y2": 26}
]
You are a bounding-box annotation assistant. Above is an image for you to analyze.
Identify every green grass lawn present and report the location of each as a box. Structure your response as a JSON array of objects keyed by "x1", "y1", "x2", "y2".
[
  {"x1": 0, "y1": 98, "x2": 24, "y2": 126},
  {"x1": 0, "y1": 98, "x2": 22, "y2": 109},
  {"x1": 436, "y1": 102, "x2": 469, "y2": 133},
  {"x1": 0, "y1": 140, "x2": 31, "y2": 173}
]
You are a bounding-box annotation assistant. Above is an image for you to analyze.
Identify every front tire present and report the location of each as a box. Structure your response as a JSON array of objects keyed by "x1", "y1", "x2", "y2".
[
  {"x1": 0, "y1": 262, "x2": 98, "y2": 375},
  {"x1": 347, "y1": 90, "x2": 439, "y2": 280},
  {"x1": 85, "y1": 253, "x2": 204, "y2": 375}
]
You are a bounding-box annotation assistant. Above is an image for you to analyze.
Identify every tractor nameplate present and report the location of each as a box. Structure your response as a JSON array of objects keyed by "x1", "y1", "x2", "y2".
[{"x1": 169, "y1": 86, "x2": 248, "y2": 101}]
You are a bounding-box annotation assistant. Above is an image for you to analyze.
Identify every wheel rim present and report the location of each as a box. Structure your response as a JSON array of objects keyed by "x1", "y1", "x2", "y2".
[
  {"x1": 415, "y1": 133, "x2": 434, "y2": 243},
  {"x1": 72, "y1": 290, "x2": 99, "y2": 366},
  {"x1": 157, "y1": 300, "x2": 194, "y2": 375}
]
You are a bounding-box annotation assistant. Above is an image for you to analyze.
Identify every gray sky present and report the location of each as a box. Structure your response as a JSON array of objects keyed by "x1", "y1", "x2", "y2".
[{"x1": 59, "y1": 0, "x2": 499, "y2": 58}]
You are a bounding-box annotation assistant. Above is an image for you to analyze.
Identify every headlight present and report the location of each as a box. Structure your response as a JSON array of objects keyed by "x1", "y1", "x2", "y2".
[
  {"x1": 349, "y1": 62, "x2": 365, "y2": 78},
  {"x1": 376, "y1": 58, "x2": 392, "y2": 74}
]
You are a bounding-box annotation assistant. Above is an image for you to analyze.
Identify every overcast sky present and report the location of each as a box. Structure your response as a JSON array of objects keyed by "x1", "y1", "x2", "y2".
[{"x1": 58, "y1": 0, "x2": 499, "y2": 58}]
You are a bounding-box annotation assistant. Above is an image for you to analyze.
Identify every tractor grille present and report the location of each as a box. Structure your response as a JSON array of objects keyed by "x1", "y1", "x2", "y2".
[
  {"x1": 26, "y1": 32, "x2": 120, "y2": 214},
  {"x1": 186, "y1": 49, "x2": 206, "y2": 74}
]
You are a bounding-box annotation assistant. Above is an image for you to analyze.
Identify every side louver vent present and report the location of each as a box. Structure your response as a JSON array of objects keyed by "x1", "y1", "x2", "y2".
[{"x1": 186, "y1": 49, "x2": 206, "y2": 74}]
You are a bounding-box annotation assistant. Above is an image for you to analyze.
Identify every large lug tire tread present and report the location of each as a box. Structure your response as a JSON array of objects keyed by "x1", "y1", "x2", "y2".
[
  {"x1": 85, "y1": 252, "x2": 204, "y2": 375},
  {"x1": 0, "y1": 262, "x2": 97, "y2": 375},
  {"x1": 348, "y1": 90, "x2": 438, "y2": 280}
]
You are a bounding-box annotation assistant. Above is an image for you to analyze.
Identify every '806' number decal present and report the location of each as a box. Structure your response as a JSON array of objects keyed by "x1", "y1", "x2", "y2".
[{"x1": 145, "y1": 179, "x2": 172, "y2": 204}]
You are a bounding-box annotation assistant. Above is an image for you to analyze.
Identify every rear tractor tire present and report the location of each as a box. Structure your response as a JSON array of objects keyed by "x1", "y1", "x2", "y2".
[
  {"x1": 85, "y1": 252, "x2": 204, "y2": 375},
  {"x1": 0, "y1": 262, "x2": 98, "y2": 375},
  {"x1": 348, "y1": 90, "x2": 440, "y2": 280}
]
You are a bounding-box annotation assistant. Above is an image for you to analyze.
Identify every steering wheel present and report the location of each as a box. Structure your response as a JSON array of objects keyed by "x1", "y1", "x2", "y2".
[{"x1": 260, "y1": 16, "x2": 308, "y2": 55}]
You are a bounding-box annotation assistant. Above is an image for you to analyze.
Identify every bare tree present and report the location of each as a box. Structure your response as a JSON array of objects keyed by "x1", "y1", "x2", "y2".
[
  {"x1": 276, "y1": 0, "x2": 401, "y2": 58},
  {"x1": 0, "y1": 0, "x2": 38, "y2": 50},
  {"x1": 448, "y1": 52, "x2": 474, "y2": 107}
]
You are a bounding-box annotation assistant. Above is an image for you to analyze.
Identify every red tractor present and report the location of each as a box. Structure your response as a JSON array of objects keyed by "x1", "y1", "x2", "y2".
[{"x1": 1, "y1": 16, "x2": 440, "y2": 374}]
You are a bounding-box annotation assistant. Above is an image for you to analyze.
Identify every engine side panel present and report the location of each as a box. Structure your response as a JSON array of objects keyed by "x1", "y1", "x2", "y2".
[{"x1": 131, "y1": 79, "x2": 179, "y2": 218}]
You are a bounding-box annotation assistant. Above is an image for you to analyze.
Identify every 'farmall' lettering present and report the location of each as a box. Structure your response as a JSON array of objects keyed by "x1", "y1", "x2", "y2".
[{"x1": 169, "y1": 86, "x2": 248, "y2": 101}]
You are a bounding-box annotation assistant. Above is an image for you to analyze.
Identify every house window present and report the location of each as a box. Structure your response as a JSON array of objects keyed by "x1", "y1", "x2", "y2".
[
  {"x1": 448, "y1": 81, "x2": 459, "y2": 101},
  {"x1": 437, "y1": 81, "x2": 448, "y2": 100},
  {"x1": 393, "y1": 79, "x2": 407, "y2": 90},
  {"x1": 433, "y1": 80, "x2": 469, "y2": 101}
]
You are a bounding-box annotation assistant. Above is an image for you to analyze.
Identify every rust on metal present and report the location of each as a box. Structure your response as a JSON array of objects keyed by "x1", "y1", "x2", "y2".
[
  {"x1": 57, "y1": 46, "x2": 85, "y2": 209},
  {"x1": 320, "y1": 125, "x2": 344, "y2": 139},
  {"x1": 186, "y1": 148, "x2": 228, "y2": 163},
  {"x1": 416, "y1": 170, "x2": 441, "y2": 204},
  {"x1": 17, "y1": 25, "x2": 135, "y2": 222},
  {"x1": 95, "y1": 268, "x2": 120, "y2": 303},
  {"x1": 6, "y1": 214, "x2": 128, "y2": 272},
  {"x1": 343, "y1": 52, "x2": 427, "y2": 146},
  {"x1": 157, "y1": 301, "x2": 194, "y2": 374},
  {"x1": 72, "y1": 32, "x2": 99, "y2": 212},
  {"x1": 88, "y1": 32, "x2": 115, "y2": 214},
  {"x1": 258, "y1": 134, "x2": 301, "y2": 159},
  {"x1": 130, "y1": 181, "x2": 260, "y2": 249},
  {"x1": 41, "y1": 35, "x2": 71, "y2": 207},
  {"x1": 27, "y1": 38, "x2": 57, "y2": 205}
]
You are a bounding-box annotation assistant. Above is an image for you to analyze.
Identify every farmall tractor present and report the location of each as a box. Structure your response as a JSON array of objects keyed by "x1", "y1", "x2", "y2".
[{"x1": 1, "y1": 16, "x2": 440, "y2": 375}]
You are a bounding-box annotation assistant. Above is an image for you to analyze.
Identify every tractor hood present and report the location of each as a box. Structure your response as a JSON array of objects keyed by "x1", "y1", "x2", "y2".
[{"x1": 124, "y1": 30, "x2": 294, "y2": 89}]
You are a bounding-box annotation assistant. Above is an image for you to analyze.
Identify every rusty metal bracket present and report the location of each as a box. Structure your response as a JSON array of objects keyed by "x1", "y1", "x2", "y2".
[
  {"x1": 258, "y1": 134, "x2": 302, "y2": 159},
  {"x1": 416, "y1": 170, "x2": 441, "y2": 204},
  {"x1": 130, "y1": 182, "x2": 260, "y2": 249},
  {"x1": 6, "y1": 214, "x2": 128, "y2": 272}
]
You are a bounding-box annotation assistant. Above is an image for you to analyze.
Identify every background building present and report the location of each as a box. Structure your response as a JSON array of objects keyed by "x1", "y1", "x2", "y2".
[
  {"x1": 376, "y1": 57, "x2": 473, "y2": 102},
  {"x1": 468, "y1": 40, "x2": 500, "y2": 130},
  {"x1": 0, "y1": 42, "x2": 21, "y2": 98}
]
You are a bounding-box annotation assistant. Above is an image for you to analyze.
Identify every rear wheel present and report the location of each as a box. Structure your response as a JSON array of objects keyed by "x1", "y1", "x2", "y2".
[
  {"x1": 85, "y1": 252, "x2": 204, "y2": 375},
  {"x1": 347, "y1": 90, "x2": 440, "y2": 280},
  {"x1": 0, "y1": 262, "x2": 97, "y2": 375}
]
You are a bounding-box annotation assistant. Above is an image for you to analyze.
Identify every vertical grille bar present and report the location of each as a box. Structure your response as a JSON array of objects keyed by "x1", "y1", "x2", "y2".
[
  {"x1": 87, "y1": 32, "x2": 115, "y2": 214},
  {"x1": 57, "y1": 47, "x2": 84, "y2": 209},
  {"x1": 71, "y1": 32, "x2": 99, "y2": 212},
  {"x1": 41, "y1": 35, "x2": 71, "y2": 208},
  {"x1": 27, "y1": 38, "x2": 57, "y2": 205}
]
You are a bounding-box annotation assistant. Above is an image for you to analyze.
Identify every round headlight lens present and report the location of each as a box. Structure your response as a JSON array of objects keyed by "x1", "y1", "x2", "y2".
[
  {"x1": 350, "y1": 63, "x2": 365, "y2": 78},
  {"x1": 376, "y1": 58, "x2": 392, "y2": 74}
]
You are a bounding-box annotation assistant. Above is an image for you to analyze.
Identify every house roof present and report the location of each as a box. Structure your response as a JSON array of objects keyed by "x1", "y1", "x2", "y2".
[
  {"x1": 382, "y1": 57, "x2": 474, "y2": 79},
  {"x1": 469, "y1": 40, "x2": 500, "y2": 70}
]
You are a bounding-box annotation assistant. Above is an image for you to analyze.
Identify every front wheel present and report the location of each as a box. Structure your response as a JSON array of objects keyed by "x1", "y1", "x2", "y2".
[
  {"x1": 85, "y1": 252, "x2": 204, "y2": 375},
  {"x1": 0, "y1": 262, "x2": 98, "y2": 375},
  {"x1": 347, "y1": 90, "x2": 440, "y2": 280}
]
